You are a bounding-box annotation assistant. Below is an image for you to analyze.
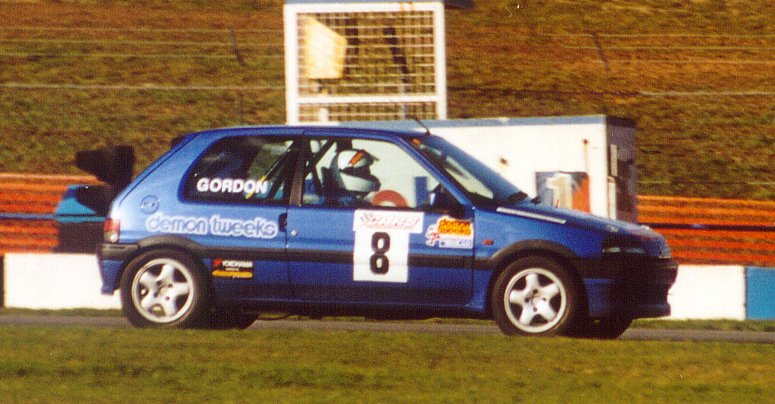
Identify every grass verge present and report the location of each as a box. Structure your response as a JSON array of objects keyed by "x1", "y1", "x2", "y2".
[
  {"x1": 2, "y1": 308, "x2": 775, "y2": 332},
  {"x1": 0, "y1": 325, "x2": 773, "y2": 402}
]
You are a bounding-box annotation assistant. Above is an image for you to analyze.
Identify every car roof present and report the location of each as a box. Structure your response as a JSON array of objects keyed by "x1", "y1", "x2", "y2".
[{"x1": 185, "y1": 125, "x2": 429, "y2": 142}]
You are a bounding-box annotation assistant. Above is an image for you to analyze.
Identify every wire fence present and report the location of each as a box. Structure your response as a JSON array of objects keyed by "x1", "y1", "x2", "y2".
[
  {"x1": 0, "y1": 26, "x2": 773, "y2": 193},
  {"x1": 1, "y1": 27, "x2": 775, "y2": 94},
  {"x1": 0, "y1": 83, "x2": 283, "y2": 91}
]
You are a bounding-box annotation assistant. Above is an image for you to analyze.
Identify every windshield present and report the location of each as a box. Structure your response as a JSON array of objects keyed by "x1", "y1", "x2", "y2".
[{"x1": 412, "y1": 136, "x2": 525, "y2": 207}]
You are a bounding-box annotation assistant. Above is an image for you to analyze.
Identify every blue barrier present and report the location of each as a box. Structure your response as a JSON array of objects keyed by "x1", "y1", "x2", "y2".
[
  {"x1": 747, "y1": 267, "x2": 775, "y2": 320},
  {"x1": 54, "y1": 185, "x2": 105, "y2": 224},
  {"x1": 0, "y1": 213, "x2": 55, "y2": 220}
]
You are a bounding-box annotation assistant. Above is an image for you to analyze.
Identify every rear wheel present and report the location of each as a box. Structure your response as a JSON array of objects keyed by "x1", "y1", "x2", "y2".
[
  {"x1": 120, "y1": 249, "x2": 210, "y2": 328},
  {"x1": 492, "y1": 257, "x2": 581, "y2": 336}
]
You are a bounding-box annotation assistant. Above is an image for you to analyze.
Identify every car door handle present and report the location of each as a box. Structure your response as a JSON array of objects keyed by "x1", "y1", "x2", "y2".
[{"x1": 279, "y1": 213, "x2": 288, "y2": 232}]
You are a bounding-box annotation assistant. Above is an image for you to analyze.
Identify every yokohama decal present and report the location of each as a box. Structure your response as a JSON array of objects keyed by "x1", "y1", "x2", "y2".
[{"x1": 211, "y1": 259, "x2": 254, "y2": 279}]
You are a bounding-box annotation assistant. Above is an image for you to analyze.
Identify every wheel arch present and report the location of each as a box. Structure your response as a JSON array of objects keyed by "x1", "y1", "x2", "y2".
[
  {"x1": 119, "y1": 245, "x2": 213, "y2": 328},
  {"x1": 484, "y1": 240, "x2": 588, "y2": 317},
  {"x1": 109, "y1": 235, "x2": 209, "y2": 291}
]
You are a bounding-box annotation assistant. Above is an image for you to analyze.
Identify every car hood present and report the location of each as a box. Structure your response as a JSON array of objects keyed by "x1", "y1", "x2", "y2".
[
  {"x1": 495, "y1": 201, "x2": 656, "y2": 238},
  {"x1": 491, "y1": 202, "x2": 673, "y2": 258}
]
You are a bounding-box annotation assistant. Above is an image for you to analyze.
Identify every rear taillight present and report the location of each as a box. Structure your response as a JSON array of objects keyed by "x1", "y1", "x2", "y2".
[{"x1": 104, "y1": 219, "x2": 120, "y2": 243}]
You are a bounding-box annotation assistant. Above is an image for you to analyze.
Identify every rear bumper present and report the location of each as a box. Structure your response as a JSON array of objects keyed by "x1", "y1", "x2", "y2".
[
  {"x1": 99, "y1": 242, "x2": 138, "y2": 261},
  {"x1": 580, "y1": 257, "x2": 678, "y2": 319},
  {"x1": 99, "y1": 260, "x2": 124, "y2": 295},
  {"x1": 98, "y1": 243, "x2": 139, "y2": 295}
]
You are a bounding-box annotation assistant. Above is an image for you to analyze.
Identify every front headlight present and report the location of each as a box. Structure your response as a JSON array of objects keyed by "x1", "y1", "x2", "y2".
[{"x1": 601, "y1": 236, "x2": 647, "y2": 255}]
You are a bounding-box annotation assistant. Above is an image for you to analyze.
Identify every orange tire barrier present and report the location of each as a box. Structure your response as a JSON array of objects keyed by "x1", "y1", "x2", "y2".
[
  {"x1": 638, "y1": 195, "x2": 775, "y2": 267},
  {"x1": 0, "y1": 174, "x2": 98, "y2": 254},
  {"x1": 2, "y1": 178, "x2": 774, "y2": 267}
]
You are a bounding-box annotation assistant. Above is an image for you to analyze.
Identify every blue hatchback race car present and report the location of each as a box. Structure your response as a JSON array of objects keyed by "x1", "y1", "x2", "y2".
[{"x1": 98, "y1": 126, "x2": 677, "y2": 338}]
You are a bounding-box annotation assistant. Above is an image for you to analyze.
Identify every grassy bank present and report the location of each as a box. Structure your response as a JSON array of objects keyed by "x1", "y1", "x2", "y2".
[
  {"x1": 0, "y1": 1, "x2": 773, "y2": 198},
  {"x1": 0, "y1": 325, "x2": 773, "y2": 402}
]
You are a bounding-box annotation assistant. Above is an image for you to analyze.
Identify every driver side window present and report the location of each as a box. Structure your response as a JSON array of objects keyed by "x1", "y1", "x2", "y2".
[{"x1": 302, "y1": 138, "x2": 439, "y2": 209}]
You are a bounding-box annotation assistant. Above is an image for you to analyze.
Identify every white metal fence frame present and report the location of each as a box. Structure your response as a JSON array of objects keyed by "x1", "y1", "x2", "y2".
[{"x1": 283, "y1": 1, "x2": 447, "y2": 124}]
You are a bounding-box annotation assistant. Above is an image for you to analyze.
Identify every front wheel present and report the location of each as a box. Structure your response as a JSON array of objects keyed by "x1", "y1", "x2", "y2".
[
  {"x1": 120, "y1": 249, "x2": 210, "y2": 328},
  {"x1": 491, "y1": 257, "x2": 581, "y2": 336}
]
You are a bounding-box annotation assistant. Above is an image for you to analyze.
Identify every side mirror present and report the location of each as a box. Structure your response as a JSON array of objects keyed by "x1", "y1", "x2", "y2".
[{"x1": 428, "y1": 189, "x2": 464, "y2": 218}]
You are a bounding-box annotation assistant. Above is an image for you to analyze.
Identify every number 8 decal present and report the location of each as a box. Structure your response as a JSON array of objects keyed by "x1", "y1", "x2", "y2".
[
  {"x1": 353, "y1": 210, "x2": 424, "y2": 283},
  {"x1": 370, "y1": 232, "x2": 391, "y2": 274}
]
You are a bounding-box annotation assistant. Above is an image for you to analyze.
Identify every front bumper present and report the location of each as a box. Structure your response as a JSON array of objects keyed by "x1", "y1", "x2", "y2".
[{"x1": 579, "y1": 256, "x2": 678, "y2": 319}]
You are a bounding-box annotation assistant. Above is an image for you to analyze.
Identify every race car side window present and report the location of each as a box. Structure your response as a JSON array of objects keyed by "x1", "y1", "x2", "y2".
[
  {"x1": 183, "y1": 136, "x2": 298, "y2": 205},
  {"x1": 302, "y1": 138, "x2": 440, "y2": 209}
]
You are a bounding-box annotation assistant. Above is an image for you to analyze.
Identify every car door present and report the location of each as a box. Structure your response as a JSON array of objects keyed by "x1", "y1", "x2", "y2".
[
  {"x1": 179, "y1": 134, "x2": 300, "y2": 301},
  {"x1": 285, "y1": 134, "x2": 473, "y2": 306}
]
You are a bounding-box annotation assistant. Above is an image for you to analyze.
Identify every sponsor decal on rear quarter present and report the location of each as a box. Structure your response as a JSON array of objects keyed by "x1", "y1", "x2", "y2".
[{"x1": 145, "y1": 212, "x2": 278, "y2": 239}]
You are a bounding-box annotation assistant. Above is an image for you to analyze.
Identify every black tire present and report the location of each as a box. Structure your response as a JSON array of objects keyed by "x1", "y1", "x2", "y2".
[
  {"x1": 208, "y1": 308, "x2": 257, "y2": 330},
  {"x1": 120, "y1": 249, "x2": 211, "y2": 328},
  {"x1": 574, "y1": 316, "x2": 633, "y2": 340},
  {"x1": 491, "y1": 256, "x2": 581, "y2": 336}
]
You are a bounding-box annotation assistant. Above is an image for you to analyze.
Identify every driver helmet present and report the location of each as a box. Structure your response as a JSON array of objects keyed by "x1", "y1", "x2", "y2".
[{"x1": 330, "y1": 149, "x2": 381, "y2": 197}]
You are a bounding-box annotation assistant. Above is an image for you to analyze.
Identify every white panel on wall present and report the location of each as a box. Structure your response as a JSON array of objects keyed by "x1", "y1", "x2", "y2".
[
  {"x1": 667, "y1": 265, "x2": 746, "y2": 320},
  {"x1": 4, "y1": 253, "x2": 120, "y2": 310}
]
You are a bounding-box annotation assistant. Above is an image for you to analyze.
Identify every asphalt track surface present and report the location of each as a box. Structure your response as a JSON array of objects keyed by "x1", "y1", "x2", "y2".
[{"x1": 1, "y1": 315, "x2": 774, "y2": 343}]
